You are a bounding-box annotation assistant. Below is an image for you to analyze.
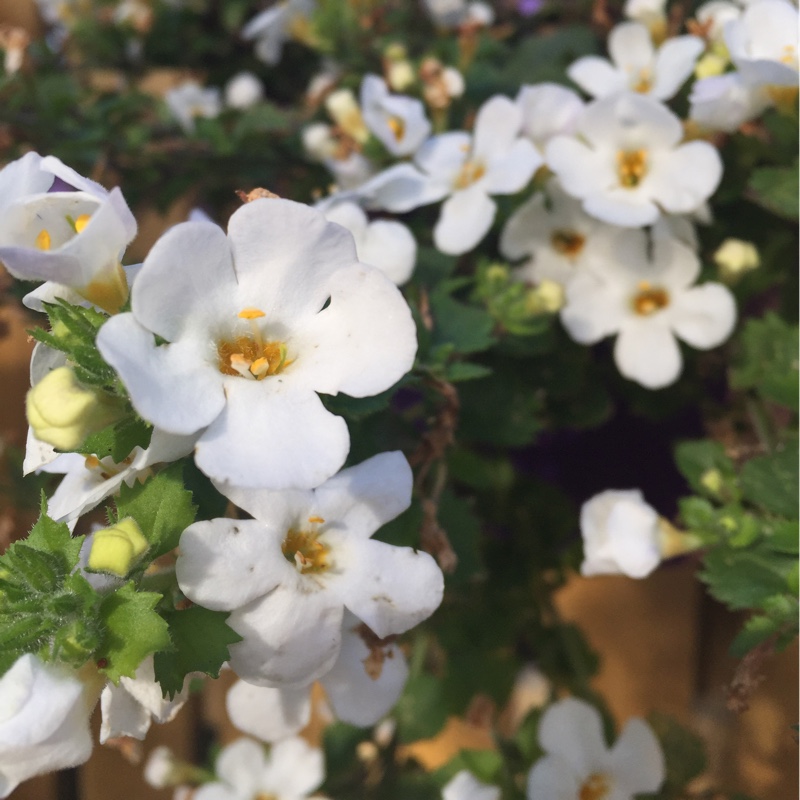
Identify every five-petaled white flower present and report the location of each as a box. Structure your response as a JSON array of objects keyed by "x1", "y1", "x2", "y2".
[
  {"x1": 96, "y1": 198, "x2": 416, "y2": 490},
  {"x1": 560, "y1": 229, "x2": 736, "y2": 388},
  {"x1": 526, "y1": 697, "x2": 665, "y2": 800},
  {"x1": 176, "y1": 452, "x2": 443, "y2": 687},
  {"x1": 194, "y1": 736, "x2": 324, "y2": 800},
  {"x1": 567, "y1": 22, "x2": 703, "y2": 100},
  {"x1": 546, "y1": 92, "x2": 723, "y2": 227}
]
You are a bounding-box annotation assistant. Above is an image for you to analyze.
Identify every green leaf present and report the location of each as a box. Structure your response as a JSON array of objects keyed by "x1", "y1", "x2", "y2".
[
  {"x1": 442, "y1": 362, "x2": 492, "y2": 383},
  {"x1": 643, "y1": 713, "x2": 706, "y2": 798},
  {"x1": 673, "y1": 440, "x2": 736, "y2": 496},
  {"x1": 154, "y1": 605, "x2": 242, "y2": 697},
  {"x1": 80, "y1": 416, "x2": 153, "y2": 462},
  {"x1": 739, "y1": 442, "x2": 798, "y2": 518},
  {"x1": 765, "y1": 520, "x2": 799, "y2": 554},
  {"x1": 429, "y1": 290, "x2": 495, "y2": 356},
  {"x1": 394, "y1": 671, "x2": 448, "y2": 743},
  {"x1": 730, "y1": 313, "x2": 799, "y2": 411},
  {"x1": 115, "y1": 462, "x2": 197, "y2": 559},
  {"x1": 97, "y1": 583, "x2": 170, "y2": 682},
  {"x1": 25, "y1": 496, "x2": 83, "y2": 571},
  {"x1": 747, "y1": 163, "x2": 799, "y2": 220}
]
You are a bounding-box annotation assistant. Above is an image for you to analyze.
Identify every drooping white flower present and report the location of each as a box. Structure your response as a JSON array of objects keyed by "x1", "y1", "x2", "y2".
[
  {"x1": 323, "y1": 201, "x2": 416, "y2": 285},
  {"x1": 194, "y1": 737, "x2": 324, "y2": 800},
  {"x1": 500, "y1": 179, "x2": 615, "y2": 288},
  {"x1": 526, "y1": 698, "x2": 665, "y2": 800},
  {"x1": 242, "y1": 0, "x2": 315, "y2": 65},
  {"x1": 176, "y1": 452, "x2": 443, "y2": 687},
  {"x1": 546, "y1": 92, "x2": 723, "y2": 227},
  {"x1": 164, "y1": 80, "x2": 222, "y2": 132},
  {"x1": 689, "y1": 72, "x2": 769, "y2": 131},
  {"x1": 226, "y1": 612, "x2": 409, "y2": 741},
  {"x1": 364, "y1": 95, "x2": 542, "y2": 255},
  {"x1": 360, "y1": 74, "x2": 432, "y2": 157},
  {"x1": 225, "y1": 71, "x2": 264, "y2": 110},
  {"x1": 0, "y1": 152, "x2": 136, "y2": 313},
  {"x1": 580, "y1": 490, "x2": 664, "y2": 578},
  {"x1": 560, "y1": 229, "x2": 737, "y2": 389},
  {"x1": 99, "y1": 656, "x2": 190, "y2": 744},
  {"x1": 0, "y1": 654, "x2": 97, "y2": 798},
  {"x1": 443, "y1": 771, "x2": 501, "y2": 800},
  {"x1": 515, "y1": 83, "x2": 585, "y2": 162},
  {"x1": 96, "y1": 198, "x2": 416, "y2": 490},
  {"x1": 567, "y1": 23, "x2": 704, "y2": 100}
]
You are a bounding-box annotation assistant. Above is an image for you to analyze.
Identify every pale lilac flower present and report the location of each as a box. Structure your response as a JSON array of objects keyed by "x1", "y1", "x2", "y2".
[
  {"x1": 242, "y1": 0, "x2": 315, "y2": 65},
  {"x1": 526, "y1": 698, "x2": 665, "y2": 800},
  {"x1": 96, "y1": 199, "x2": 416, "y2": 490},
  {"x1": 165, "y1": 81, "x2": 222, "y2": 132}
]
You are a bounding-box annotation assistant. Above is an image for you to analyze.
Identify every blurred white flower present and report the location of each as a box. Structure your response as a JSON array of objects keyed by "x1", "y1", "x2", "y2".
[
  {"x1": 225, "y1": 71, "x2": 264, "y2": 109},
  {"x1": 695, "y1": 0, "x2": 742, "y2": 46},
  {"x1": 516, "y1": 83, "x2": 585, "y2": 162},
  {"x1": 176, "y1": 452, "x2": 443, "y2": 687},
  {"x1": 443, "y1": 770, "x2": 501, "y2": 800},
  {"x1": 568, "y1": 23, "x2": 703, "y2": 100},
  {"x1": 96, "y1": 199, "x2": 416, "y2": 490},
  {"x1": 689, "y1": 72, "x2": 769, "y2": 131},
  {"x1": 324, "y1": 201, "x2": 416, "y2": 285},
  {"x1": 546, "y1": 92, "x2": 723, "y2": 227},
  {"x1": 422, "y1": 0, "x2": 495, "y2": 28},
  {"x1": 242, "y1": 0, "x2": 315, "y2": 65},
  {"x1": 526, "y1": 697, "x2": 665, "y2": 800},
  {"x1": 560, "y1": 229, "x2": 737, "y2": 388},
  {"x1": 194, "y1": 737, "x2": 324, "y2": 800},
  {"x1": 164, "y1": 80, "x2": 222, "y2": 132},
  {"x1": 0, "y1": 654, "x2": 97, "y2": 798}
]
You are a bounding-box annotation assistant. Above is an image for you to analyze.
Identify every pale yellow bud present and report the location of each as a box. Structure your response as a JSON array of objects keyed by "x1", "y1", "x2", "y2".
[
  {"x1": 714, "y1": 238, "x2": 760, "y2": 281},
  {"x1": 387, "y1": 60, "x2": 416, "y2": 92},
  {"x1": 87, "y1": 518, "x2": 149, "y2": 576},
  {"x1": 700, "y1": 468, "x2": 724, "y2": 497},
  {"x1": 526, "y1": 279, "x2": 565, "y2": 314},
  {"x1": 325, "y1": 89, "x2": 369, "y2": 144},
  {"x1": 485, "y1": 263, "x2": 509, "y2": 283},
  {"x1": 695, "y1": 53, "x2": 728, "y2": 80},
  {"x1": 657, "y1": 519, "x2": 701, "y2": 559},
  {"x1": 26, "y1": 367, "x2": 123, "y2": 451}
]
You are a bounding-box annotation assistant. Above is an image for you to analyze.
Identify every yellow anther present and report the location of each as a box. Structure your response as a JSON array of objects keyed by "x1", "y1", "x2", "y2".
[
  {"x1": 632, "y1": 68, "x2": 653, "y2": 93},
  {"x1": 85, "y1": 455, "x2": 101, "y2": 470},
  {"x1": 617, "y1": 149, "x2": 648, "y2": 188},
  {"x1": 35, "y1": 229, "x2": 51, "y2": 250},
  {"x1": 387, "y1": 116, "x2": 405, "y2": 142},
  {"x1": 249, "y1": 356, "x2": 271, "y2": 378},
  {"x1": 632, "y1": 282, "x2": 670, "y2": 316},
  {"x1": 580, "y1": 773, "x2": 611, "y2": 800},
  {"x1": 550, "y1": 229, "x2": 586, "y2": 258},
  {"x1": 308, "y1": 515, "x2": 325, "y2": 524},
  {"x1": 454, "y1": 160, "x2": 486, "y2": 190},
  {"x1": 74, "y1": 214, "x2": 92, "y2": 233},
  {"x1": 238, "y1": 307, "x2": 266, "y2": 319}
]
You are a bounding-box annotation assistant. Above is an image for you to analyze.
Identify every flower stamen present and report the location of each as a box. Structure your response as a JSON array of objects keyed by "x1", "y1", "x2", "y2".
[
  {"x1": 454, "y1": 159, "x2": 486, "y2": 190},
  {"x1": 617, "y1": 149, "x2": 648, "y2": 188},
  {"x1": 550, "y1": 228, "x2": 586, "y2": 258},
  {"x1": 35, "y1": 229, "x2": 51, "y2": 250},
  {"x1": 387, "y1": 116, "x2": 405, "y2": 141},
  {"x1": 632, "y1": 280, "x2": 670, "y2": 315},
  {"x1": 282, "y1": 527, "x2": 330, "y2": 574},
  {"x1": 579, "y1": 773, "x2": 611, "y2": 800}
]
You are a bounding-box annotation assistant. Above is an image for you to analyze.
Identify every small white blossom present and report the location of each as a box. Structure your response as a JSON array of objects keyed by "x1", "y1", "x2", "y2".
[
  {"x1": 568, "y1": 23, "x2": 704, "y2": 100},
  {"x1": 225, "y1": 71, "x2": 264, "y2": 109},
  {"x1": 546, "y1": 92, "x2": 723, "y2": 227},
  {"x1": 96, "y1": 199, "x2": 416, "y2": 490},
  {"x1": 526, "y1": 698, "x2": 665, "y2": 800},
  {"x1": 422, "y1": 0, "x2": 495, "y2": 28},
  {"x1": 242, "y1": 0, "x2": 315, "y2": 65},
  {"x1": 195, "y1": 737, "x2": 324, "y2": 800},
  {"x1": 689, "y1": 72, "x2": 769, "y2": 131},
  {"x1": 443, "y1": 771, "x2": 501, "y2": 800},
  {"x1": 165, "y1": 80, "x2": 222, "y2": 132},
  {"x1": 176, "y1": 452, "x2": 443, "y2": 687},
  {"x1": 560, "y1": 229, "x2": 737, "y2": 389},
  {"x1": 695, "y1": 1, "x2": 742, "y2": 46},
  {"x1": 0, "y1": 654, "x2": 96, "y2": 798},
  {"x1": 516, "y1": 83, "x2": 585, "y2": 162},
  {"x1": 580, "y1": 490, "x2": 664, "y2": 578}
]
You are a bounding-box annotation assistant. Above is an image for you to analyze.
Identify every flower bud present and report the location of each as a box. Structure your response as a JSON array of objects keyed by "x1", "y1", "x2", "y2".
[
  {"x1": 714, "y1": 238, "x2": 760, "y2": 282},
  {"x1": 695, "y1": 53, "x2": 728, "y2": 80},
  {"x1": 525, "y1": 279, "x2": 565, "y2": 314},
  {"x1": 225, "y1": 71, "x2": 264, "y2": 110},
  {"x1": 87, "y1": 518, "x2": 149, "y2": 576},
  {"x1": 387, "y1": 60, "x2": 416, "y2": 92},
  {"x1": 26, "y1": 367, "x2": 123, "y2": 451},
  {"x1": 325, "y1": 89, "x2": 369, "y2": 143}
]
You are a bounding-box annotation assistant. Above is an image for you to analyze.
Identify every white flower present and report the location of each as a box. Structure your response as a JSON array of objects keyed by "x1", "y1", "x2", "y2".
[
  {"x1": 176, "y1": 452, "x2": 443, "y2": 687},
  {"x1": 324, "y1": 201, "x2": 416, "y2": 285},
  {"x1": 526, "y1": 698, "x2": 665, "y2": 800},
  {"x1": 225, "y1": 71, "x2": 264, "y2": 110},
  {"x1": 360, "y1": 74, "x2": 432, "y2": 157},
  {"x1": 302, "y1": 122, "x2": 376, "y2": 191},
  {"x1": 725, "y1": 0, "x2": 799, "y2": 89},
  {"x1": 99, "y1": 656, "x2": 190, "y2": 744},
  {"x1": 516, "y1": 83, "x2": 585, "y2": 162},
  {"x1": 165, "y1": 81, "x2": 222, "y2": 132},
  {"x1": 96, "y1": 198, "x2": 416, "y2": 490},
  {"x1": 546, "y1": 92, "x2": 723, "y2": 227},
  {"x1": 242, "y1": 0, "x2": 315, "y2": 65},
  {"x1": 0, "y1": 654, "x2": 96, "y2": 798},
  {"x1": 0, "y1": 152, "x2": 136, "y2": 313},
  {"x1": 443, "y1": 771, "x2": 500, "y2": 800},
  {"x1": 689, "y1": 72, "x2": 769, "y2": 131},
  {"x1": 422, "y1": 0, "x2": 495, "y2": 27},
  {"x1": 500, "y1": 179, "x2": 616, "y2": 288},
  {"x1": 695, "y1": 1, "x2": 742, "y2": 46},
  {"x1": 365, "y1": 95, "x2": 542, "y2": 255},
  {"x1": 195, "y1": 737, "x2": 324, "y2": 800},
  {"x1": 568, "y1": 23, "x2": 704, "y2": 100},
  {"x1": 580, "y1": 490, "x2": 664, "y2": 578},
  {"x1": 623, "y1": 0, "x2": 667, "y2": 24},
  {"x1": 560, "y1": 229, "x2": 737, "y2": 389},
  {"x1": 226, "y1": 612, "x2": 409, "y2": 741}
]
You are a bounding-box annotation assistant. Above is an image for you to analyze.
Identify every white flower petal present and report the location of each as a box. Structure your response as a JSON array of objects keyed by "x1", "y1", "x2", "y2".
[
  {"x1": 483, "y1": 138, "x2": 542, "y2": 195},
  {"x1": 614, "y1": 319, "x2": 682, "y2": 388},
  {"x1": 415, "y1": 132, "x2": 472, "y2": 183},
  {"x1": 443, "y1": 770, "x2": 501, "y2": 800},
  {"x1": 517, "y1": 83, "x2": 584, "y2": 147},
  {"x1": 434, "y1": 187, "x2": 496, "y2": 255},
  {"x1": 561, "y1": 273, "x2": 624, "y2": 344},
  {"x1": 472, "y1": 95, "x2": 523, "y2": 163},
  {"x1": 226, "y1": 681, "x2": 311, "y2": 743},
  {"x1": 359, "y1": 163, "x2": 449, "y2": 213},
  {"x1": 608, "y1": 22, "x2": 655, "y2": 73},
  {"x1": 567, "y1": 56, "x2": 628, "y2": 98},
  {"x1": 651, "y1": 35, "x2": 704, "y2": 100},
  {"x1": 670, "y1": 282, "x2": 736, "y2": 349},
  {"x1": 0, "y1": 152, "x2": 51, "y2": 215},
  {"x1": 647, "y1": 141, "x2": 723, "y2": 215},
  {"x1": 262, "y1": 737, "x2": 325, "y2": 797},
  {"x1": 607, "y1": 718, "x2": 666, "y2": 794},
  {"x1": 215, "y1": 738, "x2": 265, "y2": 796},
  {"x1": 358, "y1": 219, "x2": 417, "y2": 285},
  {"x1": 545, "y1": 138, "x2": 615, "y2": 199},
  {"x1": 583, "y1": 189, "x2": 660, "y2": 227},
  {"x1": 526, "y1": 754, "x2": 582, "y2": 800},
  {"x1": 99, "y1": 683, "x2": 151, "y2": 744},
  {"x1": 538, "y1": 697, "x2": 608, "y2": 775}
]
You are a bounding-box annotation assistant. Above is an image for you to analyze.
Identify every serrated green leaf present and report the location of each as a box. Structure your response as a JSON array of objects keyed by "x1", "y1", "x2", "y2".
[
  {"x1": 25, "y1": 496, "x2": 84, "y2": 571},
  {"x1": 674, "y1": 440, "x2": 736, "y2": 496},
  {"x1": 700, "y1": 547, "x2": 793, "y2": 610},
  {"x1": 97, "y1": 583, "x2": 170, "y2": 682},
  {"x1": 765, "y1": 520, "x2": 799, "y2": 554},
  {"x1": 80, "y1": 415, "x2": 153, "y2": 461},
  {"x1": 153, "y1": 606, "x2": 241, "y2": 697},
  {"x1": 747, "y1": 163, "x2": 799, "y2": 220},
  {"x1": 115, "y1": 462, "x2": 197, "y2": 559},
  {"x1": 429, "y1": 291, "x2": 495, "y2": 356},
  {"x1": 739, "y1": 442, "x2": 798, "y2": 518}
]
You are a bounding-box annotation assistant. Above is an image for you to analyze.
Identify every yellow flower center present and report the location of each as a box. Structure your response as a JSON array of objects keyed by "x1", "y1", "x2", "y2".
[
  {"x1": 579, "y1": 773, "x2": 611, "y2": 800},
  {"x1": 617, "y1": 149, "x2": 648, "y2": 188},
  {"x1": 454, "y1": 159, "x2": 486, "y2": 190},
  {"x1": 281, "y1": 516, "x2": 330, "y2": 574},
  {"x1": 632, "y1": 281, "x2": 670, "y2": 315},
  {"x1": 387, "y1": 115, "x2": 406, "y2": 142},
  {"x1": 216, "y1": 308, "x2": 293, "y2": 380},
  {"x1": 632, "y1": 67, "x2": 653, "y2": 93},
  {"x1": 35, "y1": 229, "x2": 51, "y2": 250},
  {"x1": 34, "y1": 213, "x2": 92, "y2": 253},
  {"x1": 550, "y1": 228, "x2": 586, "y2": 258}
]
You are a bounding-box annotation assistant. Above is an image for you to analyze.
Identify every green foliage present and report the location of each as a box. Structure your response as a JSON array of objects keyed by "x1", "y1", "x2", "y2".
[
  {"x1": 80, "y1": 416, "x2": 153, "y2": 462},
  {"x1": 739, "y1": 441, "x2": 798, "y2": 518},
  {"x1": 642, "y1": 713, "x2": 706, "y2": 800},
  {"x1": 154, "y1": 605, "x2": 242, "y2": 697},
  {"x1": 96, "y1": 582, "x2": 171, "y2": 682},
  {"x1": 747, "y1": 163, "x2": 799, "y2": 220}
]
